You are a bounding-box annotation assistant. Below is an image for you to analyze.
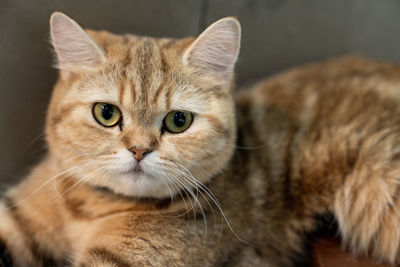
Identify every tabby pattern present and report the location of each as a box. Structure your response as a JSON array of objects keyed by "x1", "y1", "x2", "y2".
[{"x1": 1, "y1": 12, "x2": 400, "y2": 266}]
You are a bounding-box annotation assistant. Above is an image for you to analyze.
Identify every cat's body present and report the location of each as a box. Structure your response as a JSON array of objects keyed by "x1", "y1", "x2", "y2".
[{"x1": 1, "y1": 13, "x2": 400, "y2": 266}]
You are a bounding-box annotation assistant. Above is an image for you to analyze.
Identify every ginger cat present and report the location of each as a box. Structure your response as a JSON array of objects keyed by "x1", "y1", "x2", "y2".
[{"x1": 1, "y1": 12, "x2": 400, "y2": 266}]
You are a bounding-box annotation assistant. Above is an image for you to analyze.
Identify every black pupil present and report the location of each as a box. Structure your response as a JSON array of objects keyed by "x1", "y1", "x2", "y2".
[
  {"x1": 174, "y1": 112, "x2": 186, "y2": 127},
  {"x1": 101, "y1": 104, "x2": 114, "y2": 120}
]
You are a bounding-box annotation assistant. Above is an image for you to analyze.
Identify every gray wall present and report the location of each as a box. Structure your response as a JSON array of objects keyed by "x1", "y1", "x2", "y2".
[{"x1": 1, "y1": 0, "x2": 400, "y2": 187}]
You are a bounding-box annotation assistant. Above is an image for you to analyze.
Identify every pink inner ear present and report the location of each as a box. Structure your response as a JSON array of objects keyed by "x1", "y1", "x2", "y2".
[
  {"x1": 50, "y1": 13, "x2": 104, "y2": 70},
  {"x1": 184, "y1": 18, "x2": 241, "y2": 77}
]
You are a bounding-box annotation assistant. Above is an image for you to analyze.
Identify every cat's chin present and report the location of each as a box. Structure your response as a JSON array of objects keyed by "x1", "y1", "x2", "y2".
[
  {"x1": 90, "y1": 170, "x2": 178, "y2": 199},
  {"x1": 120, "y1": 166, "x2": 146, "y2": 181}
]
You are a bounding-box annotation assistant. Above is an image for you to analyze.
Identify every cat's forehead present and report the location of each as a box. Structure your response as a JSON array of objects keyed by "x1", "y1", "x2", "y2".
[
  {"x1": 115, "y1": 37, "x2": 167, "y2": 106},
  {"x1": 86, "y1": 31, "x2": 210, "y2": 118},
  {"x1": 88, "y1": 30, "x2": 191, "y2": 69}
]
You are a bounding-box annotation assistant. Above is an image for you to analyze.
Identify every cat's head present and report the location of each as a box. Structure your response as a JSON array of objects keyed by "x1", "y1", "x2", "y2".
[{"x1": 45, "y1": 12, "x2": 240, "y2": 198}]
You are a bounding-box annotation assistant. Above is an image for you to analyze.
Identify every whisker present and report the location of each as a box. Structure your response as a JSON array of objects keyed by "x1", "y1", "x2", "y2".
[
  {"x1": 157, "y1": 171, "x2": 175, "y2": 204},
  {"x1": 63, "y1": 152, "x2": 98, "y2": 164},
  {"x1": 55, "y1": 166, "x2": 108, "y2": 201},
  {"x1": 178, "y1": 171, "x2": 225, "y2": 240},
  {"x1": 25, "y1": 131, "x2": 45, "y2": 153},
  {"x1": 159, "y1": 168, "x2": 196, "y2": 218},
  {"x1": 7, "y1": 161, "x2": 98, "y2": 209},
  {"x1": 165, "y1": 169, "x2": 207, "y2": 233},
  {"x1": 53, "y1": 156, "x2": 117, "y2": 197},
  {"x1": 166, "y1": 172, "x2": 200, "y2": 224},
  {"x1": 53, "y1": 159, "x2": 102, "y2": 196},
  {"x1": 158, "y1": 170, "x2": 198, "y2": 220},
  {"x1": 164, "y1": 158, "x2": 254, "y2": 246},
  {"x1": 169, "y1": 167, "x2": 218, "y2": 226}
]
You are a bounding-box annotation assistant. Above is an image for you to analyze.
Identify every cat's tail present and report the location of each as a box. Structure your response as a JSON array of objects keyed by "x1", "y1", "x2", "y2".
[
  {"x1": 325, "y1": 131, "x2": 400, "y2": 264},
  {"x1": 333, "y1": 162, "x2": 400, "y2": 263},
  {"x1": 290, "y1": 119, "x2": 400, "y2": 264}
]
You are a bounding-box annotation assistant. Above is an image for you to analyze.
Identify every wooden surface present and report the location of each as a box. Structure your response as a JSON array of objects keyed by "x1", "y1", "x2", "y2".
[{"x1": 313, "y1": 238, "x2": 390, "y2": 267}]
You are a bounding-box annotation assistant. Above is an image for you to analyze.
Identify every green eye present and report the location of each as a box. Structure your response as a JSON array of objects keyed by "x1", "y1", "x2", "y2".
[
  {"x1": 163, "y1": 111, "x2": 193, "y2": 133},
  {"x1": 92, "y1": 103, "x2": 122, "y2": 127}
]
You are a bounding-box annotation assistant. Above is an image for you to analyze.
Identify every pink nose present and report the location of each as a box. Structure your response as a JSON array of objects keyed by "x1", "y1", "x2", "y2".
[{"x1": 128, "y1": 147, "x2": 152, "y2": 161}]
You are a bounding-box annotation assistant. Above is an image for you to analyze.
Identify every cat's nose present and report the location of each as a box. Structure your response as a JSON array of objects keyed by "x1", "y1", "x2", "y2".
[{"x1": 128, "y1": 147, "x2": 152, "y2": 161}]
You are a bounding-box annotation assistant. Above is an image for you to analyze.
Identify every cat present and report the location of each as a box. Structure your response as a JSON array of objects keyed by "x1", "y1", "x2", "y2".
[{"x1": 1, "y1": 11, "x2": 400, "y2": 266}]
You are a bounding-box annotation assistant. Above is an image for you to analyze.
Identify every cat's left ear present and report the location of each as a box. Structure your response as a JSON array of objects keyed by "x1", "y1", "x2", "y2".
[
  {"x1": 183, "y1": 17, "x2": 241, "y2": 82},
  {"x1": 50, "y1": 12, "x2": 105, "y2": 73}
]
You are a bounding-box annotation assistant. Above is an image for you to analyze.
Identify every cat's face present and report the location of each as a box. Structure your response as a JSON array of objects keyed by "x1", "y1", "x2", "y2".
[{"x1": 45, "y1": 13, "x2": 241, "y2": 198}]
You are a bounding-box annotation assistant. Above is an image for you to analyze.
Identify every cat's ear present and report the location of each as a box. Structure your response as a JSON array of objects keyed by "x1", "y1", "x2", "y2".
[
  {"x1": 183, "y1": 17, "x2": 241, "y2": 81},
  {"x1": 50, "y1": 12, "x2": 105, "y2": 72}
]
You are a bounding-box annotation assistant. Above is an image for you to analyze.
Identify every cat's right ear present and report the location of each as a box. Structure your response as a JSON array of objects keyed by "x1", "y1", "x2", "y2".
[
  {"x1": 183, "y1": 17, "x2": 241, "y2": 83},
  {"x1": 50, "y1": 12, "x2": 105, "y2": 74}
]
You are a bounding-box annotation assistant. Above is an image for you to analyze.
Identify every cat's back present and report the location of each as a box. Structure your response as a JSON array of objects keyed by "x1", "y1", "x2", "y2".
[
  {"x1": 236, "y1": 56, "x2": 400, "y2": 140},
  {"x1": 235, "y1": 55, "x2": 400, "y2": 213},
  {"x1": 236, "y1": 56, "x2": 400, "y2": 119},
  {"x1": 232, "y1": 56, "x2": 400, "y2": 265}
]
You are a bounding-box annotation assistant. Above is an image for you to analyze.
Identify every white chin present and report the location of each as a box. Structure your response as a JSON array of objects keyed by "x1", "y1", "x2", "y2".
[{"x1": 105, "y1": 173, "x2": 176, "y2": 199}]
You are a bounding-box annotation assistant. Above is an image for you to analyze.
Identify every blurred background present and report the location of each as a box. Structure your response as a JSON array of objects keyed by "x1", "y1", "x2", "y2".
[
  {"x1": 2, "y1": 0, "x2": 400, "y2": 188},
  {"x1": 1, "y1": 1, "x2": 398, "y2": 266}
]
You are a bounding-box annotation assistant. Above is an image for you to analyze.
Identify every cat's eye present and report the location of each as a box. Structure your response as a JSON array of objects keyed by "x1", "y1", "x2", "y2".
[
  {"x1": 92, "y1": 103, "x2": 122, "y2": 127},
  {"x1": 163, "y1": 111, "x2": 193, "y2": 133}
]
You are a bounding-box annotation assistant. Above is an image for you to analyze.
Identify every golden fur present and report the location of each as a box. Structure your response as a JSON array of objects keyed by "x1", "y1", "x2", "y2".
[{"x1": 1, "y1": 12, "x2": 400, "y2": 266}]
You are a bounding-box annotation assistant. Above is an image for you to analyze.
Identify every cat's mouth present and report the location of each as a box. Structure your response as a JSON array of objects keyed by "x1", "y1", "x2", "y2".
[
  {"x1": 132, "y1": 165, "x2": 144, "y2": 174},
  {"x1": 121, "y1": 164, "x2": 145, "y2": 178}
]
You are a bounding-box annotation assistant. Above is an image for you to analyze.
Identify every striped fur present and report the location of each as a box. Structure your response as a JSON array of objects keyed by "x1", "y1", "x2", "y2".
[{"x1": 2, "y1": 12, "x2": 400, "y2": 266}]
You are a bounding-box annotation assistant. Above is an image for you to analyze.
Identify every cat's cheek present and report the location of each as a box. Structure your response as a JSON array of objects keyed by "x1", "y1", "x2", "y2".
[
  {"x1": 108, "y1": 150, "x2": 135, "y2": 172},
  {"x1": 139, "y1": 152, "x2": 161, "y2": 171}
]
